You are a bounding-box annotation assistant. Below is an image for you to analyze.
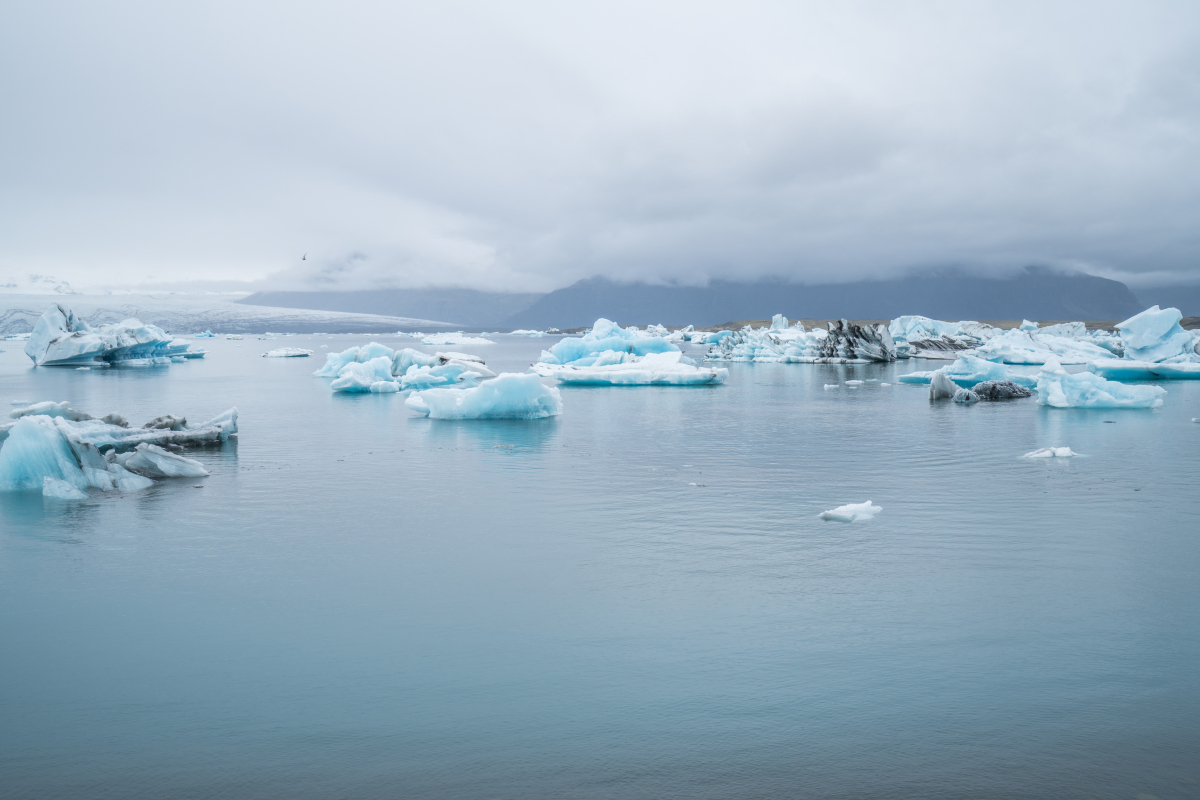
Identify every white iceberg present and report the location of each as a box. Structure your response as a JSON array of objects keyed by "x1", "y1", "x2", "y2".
[
  {"x1": 898, "y1": 354, "x2": 1037, "y2": 388},
  {"x1": 706, "y1": 319, "x2": 896, "y2": 363},
  {"x1": 539, "y1": 318, "x2": 680, "y2": 366},
  {"x1": 1115, "y1": 305, "x2": 1197, "y2": 363},
  {"x1": 0, "y1": 406, "x2": 232, "y2": 495},
  {"x1": 972, "y1": 327, "x2": 1115, "y2": 365},
  {"x1": 315, "y1": 344, "x2": 494, "y2": 393},
  {"x1": 329, "y1": 357, "x2": 401, "y2": 393},
  {"x1": 819, "y1": 501, "x2": 882, "y2": 523},
  {"x1": 509, "y1": 329, "x2": 546, "y2": 337},
  {"x1": 23, "y1": 304, "x2": 205, "y2": 366},
  {"x1": 263, "y1": 348, "x2": 314, "y2": 358},
  {"x1": 1035, "y1": 359, "x2": 1166, "y2": 408},
  {"x1": 1023, "y1": 447, "x2": 1077, "y2": 458},
  {"x1": 929, "y1": 372, "x2": 959, "y2": 400},
  {"x1": 420, "y1": 332, "x2": 495, "y2": 345},
  {"x1": 535, "y1": 351, "x2": 728, "y2": 386},
  {"x1": 406, "y1": 373, "x2": 563, "y2": 419}
]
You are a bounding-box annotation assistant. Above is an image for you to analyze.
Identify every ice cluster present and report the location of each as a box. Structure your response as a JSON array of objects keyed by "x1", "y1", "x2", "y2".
[
  {"x1": 705, "y1": 317, "x2": 896, "y2": 363},
  {"x1": 263, "y1": 348, "x2": 313, "y2": 358},
  {"x1": 0, "y1": 403, "x2": 236, "y2": 498},
  {"x1": 314, "y1": 343, "x2": 495, "y2": 393},
  {"x1": 420, "y1": 332, "x2": 495, "y2": 346},
  {"x1": 538, "y1": 319, "x2": 680, "y2": 366},
  {"x1": 1035, "y1": 359, "x2": 1166, "y2": 408},
  {"x1": 899, "y1": 354, "x2": 1037, "y2": 389},
  {"x1": 888, "y1": 316, "x2": 1002, "y2": 358},
  {"x1": 23, "y1": 304, "x2": 206, "y2": 366},
  {"x1": 406, "y1": 373, "x2": 563, "y2": 419},
  {"x1": 534, "y1": 350, "x2": 729, "y2": 386}
]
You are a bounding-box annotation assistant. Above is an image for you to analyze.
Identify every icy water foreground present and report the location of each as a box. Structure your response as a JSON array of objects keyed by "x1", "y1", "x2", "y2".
[{"x1": 2, "y1": 335, "x2": 1198, "y2": 800}]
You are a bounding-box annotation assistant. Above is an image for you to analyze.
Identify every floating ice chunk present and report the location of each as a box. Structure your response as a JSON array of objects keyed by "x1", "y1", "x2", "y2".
[
  {"x1": 1023, "y1": 447, "x2": 1077, "y2": 458},
  {"x1": 263, "y1": 348, "x2": 314, "y2": 358},
  {"x1": 9, "y1": 401, "x2": 95, "y2": 421},
  {"x1": 194, "y1": 330, "x2": 214, "y2": 337},
  {"x1": 330, "y1": 356, "x2": 398, "y2": 393},
  {"x1": 819, "y1": 501, "x2": 882, "y2": 522},
  {"x1": 954, "y1": 380, "x2": 1033, "y2": 404},
  {"x1": 406, "y1": 373, "x2": 562, "y2": 419},
  {"x1": 421, "y1": 332, "x2": 495, "y2": 345},
  {"x1": 898, "y1": 355, "x2": 1037, "y2": 388},
  {"x1": 880, "y1": 382, "x2": 891, "y2": 386},
  {"x1": 1116, "y1": 306, "x2": 1196, "y2": 362},
  {"x1": 1019, "y1": 319, "x2": 1039, "y2": 331},
  {"x1": 770, "y1": 314, "x2": 788, "y2": 331},
  {"x1": 541, "y1": 319, "x2": 680, "y2": 365},
  {"x1": 845, "y1": 380, "x2": 863, "y2": 385},
  {"x1": 370, "y1": 381, "x2": 400, "y2": 393},
  {"x1": 509, "y1": 329, "x2": 546, "y2": 337},
  {"x1": 537, "y1": 351, "x2": 728, "y2": 386},
  {"x1": 1036, "y1": 358, "x2": 1166, "y2": 408},
  {"x1": 1087, "y1": 360, "x2": 1200, "y2": 381},
  {"x1": 43, "y1": 477, "x2": 89, "y2": 499},
  {"x1": 399, "y1": 363, "x2": 484, "y2": 391},
  {"x1": 707, "y1": 319, "x2": 895, "y2": 363},
  {"x1": 824, "y1": 384, "x2": 838, "y2": 389},
  {"x1": 929, "y1": 372, "x2": 959, "y2": 400},
  {"x1": 116, "y1": 443, "x2": 210, "y2": 478},
  {"x1": 888, "y1": 316, "x2": 1002, "y2": 358},
  {"x1": 225, "y1": 334, "x2": 243, "y2": 340},
  {"x1": 23, "y1": 304, "x2": 203, "y2": 365},
  {"x1": 973, "y1": 328, "x2": 1114, "y2": 365}
]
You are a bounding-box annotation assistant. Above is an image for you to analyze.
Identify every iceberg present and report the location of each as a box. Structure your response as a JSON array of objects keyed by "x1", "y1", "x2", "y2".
[
  {"x1": 888, "y1": 316, "x2": 1002, "y2": 358},
  {"x1": 951, "y1": 380, "x2": 1033, "y2": 404},
  {"x1": 0, "y1": 406, "x2": 230, "y2": 495},
  {"x1": 509, "y1": 329, "x2": 546, "y2": 337},
  {"x1": 1115, "y1": 305, "x2": 1197, "y2": 363},
  {"x1": 23, "y1": 304, "x2": 204, "y2": 366},
  {"x1": 706, "y1": 319, "x2": 896, "y2": 363},
  {"x1": 1087, "y1": 360, "x2": 1200, "y2": 381},
  {"x1": 263, "y1": 348, "x2": 313, "y2": 358},
  {"x1": 420, "y1": 332, "x2": 495, "y2": 345},
  {"x1": 819, "y1": 501, "x2": 882, "y2": 523},
  {"x1": 329, "y1": 356, "x2": 401, "y2": 393},
  {"x1": 929, "y1": 373, "x2": 959, "y2": 400},
  {"x1": 898, "y1": 355, "x2": 1037, "y2": 389},
  {"x1": 1023, "y1": 447, "x2": 1077, "y2": 458},
  {"x1": 972, "y1": 328, "x2": 1115, "y2": 365},
  {"x1": 1035, "y1": 359, "x2": 1166, "y2": 408},
  {"x1": 540, "y1": 319, "x2": 680, "y2": 366},
  {"x1": 406, "y1": 373, "x2": 563, "y2": 420},
  {"x1": 42, "y1": 476, "x2": 90, "y2": 500},
  {"x1": 536, "y1": 351, "x2": 729, "y2": 386},
  {"x1": 194, "y1": 330, "x2": 215, "y2": 337},
  {"x1": 316, "y1": 343, "x2": 494, "y2": 393},
  {"x1": 399, "y1": 363, "x2": 486, "y2": 391}
]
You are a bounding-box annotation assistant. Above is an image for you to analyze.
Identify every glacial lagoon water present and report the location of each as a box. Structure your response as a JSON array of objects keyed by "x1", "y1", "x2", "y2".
[{"x1": 2, "y1": 334, "x2": 1199, "y2": 799}]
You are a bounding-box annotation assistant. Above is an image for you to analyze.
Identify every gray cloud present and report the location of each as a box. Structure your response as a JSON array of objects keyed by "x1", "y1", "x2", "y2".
[{"x1": 2, "y1": 0, "x2": 1199, "y2": 292}]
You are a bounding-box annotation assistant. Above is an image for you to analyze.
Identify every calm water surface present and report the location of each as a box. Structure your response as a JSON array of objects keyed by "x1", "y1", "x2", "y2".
[{"x1": 1, "y1": 334, "x2": 1198, "y2": 799}]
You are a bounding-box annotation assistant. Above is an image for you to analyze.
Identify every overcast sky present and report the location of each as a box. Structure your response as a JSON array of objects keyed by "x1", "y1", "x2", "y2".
[{"x1": 2, "y1": 0, "x2": 1198, "y2": 292}]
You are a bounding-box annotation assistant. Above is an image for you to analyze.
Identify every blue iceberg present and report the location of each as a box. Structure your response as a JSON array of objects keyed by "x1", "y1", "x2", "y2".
[
  {"x1": 1035, "y1": 359, "x2": 1166, "y2": 408},
  {"x1": 406, "y1": 373, "x2": 563, "y2": 419},
  {"x1": 539, "y1": 319, "x2": 679, "y2": 366}
]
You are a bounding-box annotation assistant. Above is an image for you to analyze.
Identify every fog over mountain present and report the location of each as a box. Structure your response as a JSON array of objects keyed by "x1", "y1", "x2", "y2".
[{"x1": 3, "y1": 1, "x2": 1200, "y2": 294}]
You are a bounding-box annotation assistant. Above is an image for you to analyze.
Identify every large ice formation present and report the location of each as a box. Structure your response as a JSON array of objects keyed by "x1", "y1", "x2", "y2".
[
  {"x1": 819, "y1": 501, "x2": 882, "y2": 522},
  {"x1": 0, "y1": 405, "x2": 234, "y2": 497},
  {"x1": 899, "y1": 354, "x2": 1037, "y2": 389},
  {"x1": 888, "y1": 316, "x2": 1002, "y2": 358},
  {"x1": 314, "y1": 344, "x2": 494, "y2": 393},
  {"x1": 539, "y1": 319, "x2": 680, "y2": 366},
  {"x1": 405, "y1": 373, "x2": 563, "y2": 419},
  {"x1": 263, "y1": 348, "x2": 313, "y2": 358},
  {"x1": 706, "y1": 318, "x2": 896, "y2": 363},
  {"x1": 420, "y1": 332, "x2": 495, "y2": 345},
  {"x1": 23, "y1": 304, "x2": 206, "y2": 366},
  {"x1": 1114, "y1": 306, "x2": 1197, "y2": 363},
  {"x1": 534, "y1": 350, "x2": 729, "y2": 385},
  {"x1": 1035, "y1": 359, "x2": 1166, "y2": 408},
  {"x1": 972, "y1": 327, "x2": 1115, "y2": 365}
]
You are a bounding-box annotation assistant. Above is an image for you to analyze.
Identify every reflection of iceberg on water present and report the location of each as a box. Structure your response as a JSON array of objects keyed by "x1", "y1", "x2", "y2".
[{"x1": 406, "y1": 373, "x2": 562, "y2": 420}]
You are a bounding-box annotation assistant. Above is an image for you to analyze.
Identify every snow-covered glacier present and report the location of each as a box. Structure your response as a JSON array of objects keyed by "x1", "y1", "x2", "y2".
[
  {"x1": 405, "y1": 373, "x2": 563, "y2": 419},
  {"x1": 0, "y1": 404, "x2": 235, "y2": 497},
  {"x1": 23, "y1": 304, "x2": 206, "y2": 366},
  {"x1": 1035, "y1": 359, "x2": 1167, "y2": 408},
  {"x1": 705, "y1": 317, "x2": 896, "y2": 363},
  {"x1": 534, "y1": 351, "x2": 729, "y2": 386}
]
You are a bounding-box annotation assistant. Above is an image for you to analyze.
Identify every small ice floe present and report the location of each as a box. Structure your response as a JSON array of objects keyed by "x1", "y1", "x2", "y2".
[
  {"x1": 819, "y1": 501, "x2": 882, "y2": 523},
  {"x1": 76, "y1": 367, "x2": 90, "y2": 371},
  {"x1": 880, "y1": 382, "x2": 891, "y2": 386},
  {"x1": 1023, "y1": 447, "x2": 1077, "y2": 458},
  {"x1": 405, "y1": 373, "x2": 562, "y2": 420},
  {"x1": 929, "y1": 372, "x2": 959, "y2": 400},
  {"x1": 824, "y1": 384, "x2": 838, "y2": 390},
  {"x1": 420, "y1": 332, "x2": 495, "y2": 346},
  {"x1": 845, "y1": 380, "x2": 864, "y2": 385},
  {"x1": 509, "y1": 329, "x2": 546, "y2": 337},
  {"x1": 533, "y1": 351, "x2": 728, "y2": 386},
  {"x1": 225, "y1": 334, "x2": 243, "y2": 340},
  {"x1": 194, "y1": 331, "x2": 215, "y2": 337},
  {"x1": 262, "y1": 348, "x2": 314, "y2": 358},
  {"x1": 688, "y1": 482, "x2": 707, "y2": 487}
]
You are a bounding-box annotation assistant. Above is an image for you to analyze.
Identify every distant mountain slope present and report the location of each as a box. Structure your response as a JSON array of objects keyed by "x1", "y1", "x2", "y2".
[
  {"x1": 1134, "y1": 285, "x2": 1200, "y2": 317},
  {"x1": 503, "y1": 269, "x2": 1143, "y2": 329},
  {"x1": 240, "y1": 288, "x2": 542, "y2": 327}
]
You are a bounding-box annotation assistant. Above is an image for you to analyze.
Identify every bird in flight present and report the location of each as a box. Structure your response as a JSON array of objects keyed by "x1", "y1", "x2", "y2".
[{"x1": 302, "y1": 253, "x2": 307, "y2": 260}]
